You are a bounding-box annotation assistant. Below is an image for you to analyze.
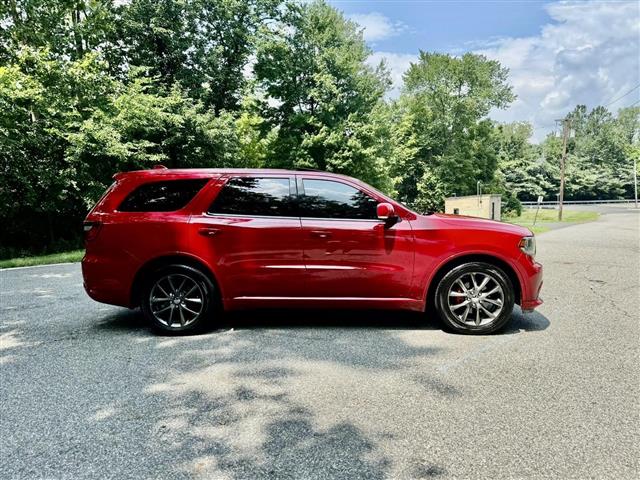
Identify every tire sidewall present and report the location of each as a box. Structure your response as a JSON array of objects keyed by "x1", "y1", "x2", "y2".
[
  {"x1": 140, "y1": 264, "x2": 216, "y2": 334},
  {"x1": 435, "y1": 262, "x2": 515, "y2": 334}
]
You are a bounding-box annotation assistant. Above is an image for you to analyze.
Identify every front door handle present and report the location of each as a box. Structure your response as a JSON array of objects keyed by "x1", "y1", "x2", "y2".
[
  {"x1": 198, "y1": 227, "x2": 221, "y2": 237},
  {"x1": 310, "y1": 230, "x2": 332, "y2": 239}
]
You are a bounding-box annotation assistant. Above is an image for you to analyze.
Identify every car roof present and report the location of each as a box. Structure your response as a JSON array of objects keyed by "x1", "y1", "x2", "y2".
[{"x1": 114, "y1": 167, "x2": 357, "y2": 181}]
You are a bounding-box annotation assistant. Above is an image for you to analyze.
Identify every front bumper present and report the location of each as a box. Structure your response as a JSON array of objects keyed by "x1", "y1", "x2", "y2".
[
  {"x1": 519, "y1": 259, "x2": 543, "y2": 312},
  {"x1": 521, "y1": 295, "x2": 543, "y2": 312}
]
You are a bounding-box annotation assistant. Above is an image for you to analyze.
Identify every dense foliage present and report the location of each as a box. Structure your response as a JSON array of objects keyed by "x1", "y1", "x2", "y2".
[{"x1": 1, "y1": 0, "x2": 638, "y2": 257}]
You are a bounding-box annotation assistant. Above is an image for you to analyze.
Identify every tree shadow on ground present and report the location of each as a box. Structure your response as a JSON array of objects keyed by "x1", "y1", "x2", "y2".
[
  {"x1": 80, "y1": 306, "x2": 461, "y2": 478},
  {"x1": 161, "y1": 391, "x2": 393, "y2": 480},
  {"x1": 81, "y1": 303, "x2": 551, "y2": 478},
  {"x1": 81, "y1": 305, "x2": 548, "y2": 478}
]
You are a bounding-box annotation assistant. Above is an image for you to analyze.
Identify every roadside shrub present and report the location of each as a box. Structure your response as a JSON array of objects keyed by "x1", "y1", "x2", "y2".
[{"x1": 502, "y1": 191, "x2": 522, "y2": 217}]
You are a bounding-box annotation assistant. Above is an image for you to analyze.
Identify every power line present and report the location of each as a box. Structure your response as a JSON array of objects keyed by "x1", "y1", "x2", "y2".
[{"x1": 603, "y1": 83, "x2": 640, "y2": 107}]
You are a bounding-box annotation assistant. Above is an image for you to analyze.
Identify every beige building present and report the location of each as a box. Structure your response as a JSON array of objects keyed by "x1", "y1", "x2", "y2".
[{"x1": 444, "y1": 194, "x2": 502, "y2": 221}]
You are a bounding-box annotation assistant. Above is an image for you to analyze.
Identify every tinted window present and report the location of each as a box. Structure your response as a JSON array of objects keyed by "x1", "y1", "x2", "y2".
[
  {"x1": 300, "y1": 179, "x2": 378, "y2": 219},
  {"x1": 209, "y1": 177, "x2": 294, "y2": 217},
  {"x1": 118, "y1": 179, "x2": 209, "y2": 212}
]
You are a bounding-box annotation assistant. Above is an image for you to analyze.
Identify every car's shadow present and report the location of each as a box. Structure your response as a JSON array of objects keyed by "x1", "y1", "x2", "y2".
[
  {"x1": 97, "y1": 305, "x2": 550, "y2": 336},
  {"x1": 223, "y1": 308, "x2": 434, "y2": 330}
]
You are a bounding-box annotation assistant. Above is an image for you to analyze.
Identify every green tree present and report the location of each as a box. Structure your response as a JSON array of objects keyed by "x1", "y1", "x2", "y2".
[
  {"x1": 560, "y1": 104, "x2": 640, "y2": 200},
  {"x1": 613, "y1": 106, "x2": 640, "y2": 198},
  {"x1": 119, "y1": 0, "x2": 282, "y2": 113},
  {"x1": 494, "y1": 122, "x2": 554, "y2": 204},
  {"x1": 253, "y1": 0, "x2": 391, "y2": 187},
  {"x1": 0, "y1": 0, "x2": 118, "y2": 62},
  {"x1": 234, "y1": 109, "x2": 273, "y2": 168},
  {"x1": 67, "y1": 71, "x2": 242, "y2": 204},
  {"x1": 0, "y1": 47, "x2": 115, "y2": 253},
  {"x1": 392, "y1": 51, "x2": 515, "y2": 209}
]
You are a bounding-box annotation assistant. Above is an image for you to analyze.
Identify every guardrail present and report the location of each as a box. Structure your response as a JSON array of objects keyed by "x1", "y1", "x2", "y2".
[{"x1": 521, "y1": 199, "x2": 637, "y2": 206}]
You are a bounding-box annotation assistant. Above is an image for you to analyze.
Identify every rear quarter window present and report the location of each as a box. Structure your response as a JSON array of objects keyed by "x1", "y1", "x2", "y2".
[{"x1": 118, "y1": 179, "x2": 209, "y2": 212}]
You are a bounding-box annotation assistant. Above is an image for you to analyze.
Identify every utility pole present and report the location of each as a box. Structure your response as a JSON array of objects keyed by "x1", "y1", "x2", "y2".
[
  {"x1": 557, "y1": 117, "x2": 571, "y2": 221},
  {"x1": 634, "y1": 154, "x2": 638, "y2": 209},
  {"x1": 631, "y1": 129, "x2": 638, "y2": 209}
]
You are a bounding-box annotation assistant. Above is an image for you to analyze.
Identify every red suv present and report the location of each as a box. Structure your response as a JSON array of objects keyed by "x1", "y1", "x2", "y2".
[{"x1": 82, "y1": 168, "x2": 542, "y2": 334}]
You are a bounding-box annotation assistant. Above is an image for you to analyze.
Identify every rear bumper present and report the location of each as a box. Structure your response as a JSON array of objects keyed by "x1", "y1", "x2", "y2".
[{"x1": 81, "y1": 253, "x2": 133, "y2": 308}]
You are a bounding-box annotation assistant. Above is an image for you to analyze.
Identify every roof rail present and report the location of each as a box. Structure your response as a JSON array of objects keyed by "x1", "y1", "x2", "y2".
[
  {"x1": 294, "y1": 167, "x2": 325, "y2": 172},
  {"x1": 153, "y1": 164, "x2": 168, "y2": 170}
]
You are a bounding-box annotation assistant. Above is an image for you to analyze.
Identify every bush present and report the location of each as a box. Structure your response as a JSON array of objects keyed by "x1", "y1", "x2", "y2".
[{"x1": 501, "y1": 191, "x2": 522, "y2": 217}]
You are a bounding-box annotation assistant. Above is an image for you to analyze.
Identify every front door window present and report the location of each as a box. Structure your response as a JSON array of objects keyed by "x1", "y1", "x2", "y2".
[{"x1": 299, "y1": 179, "x2": 378, "y2": 220}]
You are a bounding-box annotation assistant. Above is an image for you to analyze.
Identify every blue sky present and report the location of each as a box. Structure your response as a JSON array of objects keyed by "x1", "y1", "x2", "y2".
[
  {"x1": 328, "y1": 1, "x2": 640, "y2": 141},
  {"x1": 331, "y1": 1, "x2": 553, "y2": 53}
]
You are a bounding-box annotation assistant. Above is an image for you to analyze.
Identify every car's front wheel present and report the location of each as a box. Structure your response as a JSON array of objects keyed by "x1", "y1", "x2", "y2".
[
  {"x1": 434, "y1": 262, "x2": 515, "y2": 334},
  {"x1": 140, "y1": 264, "x2": 217, "y2": 333}
]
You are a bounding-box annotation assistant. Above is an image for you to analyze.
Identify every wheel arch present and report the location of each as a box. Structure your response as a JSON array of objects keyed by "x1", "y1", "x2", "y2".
[
  {"x1": 425, "y1": 253, "x2": 522, "y2": 311},
  {"x1": 130, "y1": 253, "x2": 221, "y2": 307}
]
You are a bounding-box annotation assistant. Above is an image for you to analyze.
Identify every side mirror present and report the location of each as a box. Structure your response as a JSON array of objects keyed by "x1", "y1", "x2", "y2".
[{"x1": 376, "y1": 202, "x2": 396, "y2": 220}]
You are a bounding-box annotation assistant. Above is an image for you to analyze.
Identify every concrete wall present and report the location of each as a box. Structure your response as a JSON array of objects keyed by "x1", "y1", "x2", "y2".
[{"x1": 444, "y1": 195, "x2": 502, "y2": 220}]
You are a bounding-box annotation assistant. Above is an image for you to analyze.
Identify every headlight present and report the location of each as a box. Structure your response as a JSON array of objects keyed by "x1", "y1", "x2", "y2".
[{"x1": 519, "y1": 235, "x2": 536, "y2": 257}]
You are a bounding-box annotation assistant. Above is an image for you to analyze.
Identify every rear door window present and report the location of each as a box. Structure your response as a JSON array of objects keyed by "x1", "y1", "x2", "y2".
[
  {"x1": 208, "y1": 177, "x2": 295, "y2": 217},
  {"x1": 118, "y1": 179, "x2": 209, "y2": 212}
]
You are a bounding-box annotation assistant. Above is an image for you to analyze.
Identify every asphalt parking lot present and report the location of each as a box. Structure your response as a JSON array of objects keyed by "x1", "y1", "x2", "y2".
[{"x1": 1, "y1": 207, "x2": 638, "y2": 479}]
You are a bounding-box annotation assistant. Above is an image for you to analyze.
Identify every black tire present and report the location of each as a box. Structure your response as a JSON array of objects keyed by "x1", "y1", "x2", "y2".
[
  {"x1": 140, "y1": 264, "x2": 217, "y2": 334},
  {"x1": 434, "y1": 262, "x2": 515, "y2": 334}
]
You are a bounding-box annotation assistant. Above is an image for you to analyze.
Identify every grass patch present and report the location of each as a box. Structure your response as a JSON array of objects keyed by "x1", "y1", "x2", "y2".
[
  {"x1": 520, "y1": 224, "x2": 551, "y2": 235},
  {"x1": 505, "y1": 208, "x2": 599, "y2": 234},
  {"x1": 0, "y1": 249, "x2": 84, "y2": 269},
  {"x1": 508, "y1": 208, "x2": 599, "y2": 224}
]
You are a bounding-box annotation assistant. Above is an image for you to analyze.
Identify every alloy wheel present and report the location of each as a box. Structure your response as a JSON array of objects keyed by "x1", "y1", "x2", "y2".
[
  {"x1": 149, "y1": 274, "x2": 205, "y2": 328},
  {"x1": 447, "y1": 271, "x2": 504, "y2": 327}
]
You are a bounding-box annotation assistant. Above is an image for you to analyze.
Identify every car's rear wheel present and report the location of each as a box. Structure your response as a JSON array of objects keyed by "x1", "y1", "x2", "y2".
[
  {"x1": 140, "y1": 264, "x2": 217, "y2": 333},
  {"x1": 434, "y1": 262, "x2": 515, "y2": 334}
]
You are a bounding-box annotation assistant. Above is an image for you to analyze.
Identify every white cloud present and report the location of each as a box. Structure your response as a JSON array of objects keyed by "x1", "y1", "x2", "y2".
[
  {"x1": 366, "y1": 1, "x2": 639, "y2": 142},
  {"x1": 367, "y1": 51, "x2": 417, "y2": 98},
  {"x1": 474, "y1": 0, "x2": 640, "y2": 141},
  {"x1": 348, "y1": 12, "x2": 408, "y2": 42}
]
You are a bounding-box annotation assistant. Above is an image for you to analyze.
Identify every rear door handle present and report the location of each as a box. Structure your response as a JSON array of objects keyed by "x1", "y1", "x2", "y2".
[
  {"x1": 310, "y1": 230, "x2": 332, "y2": 239},
  {"x1": 198, "y1": 227, "x2": 221, "y2": 237}
]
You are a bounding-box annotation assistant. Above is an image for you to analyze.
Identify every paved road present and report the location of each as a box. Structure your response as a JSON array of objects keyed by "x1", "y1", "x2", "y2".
[{"x1": 1, "y1": 209, "x2": 638, "y2": 479}]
